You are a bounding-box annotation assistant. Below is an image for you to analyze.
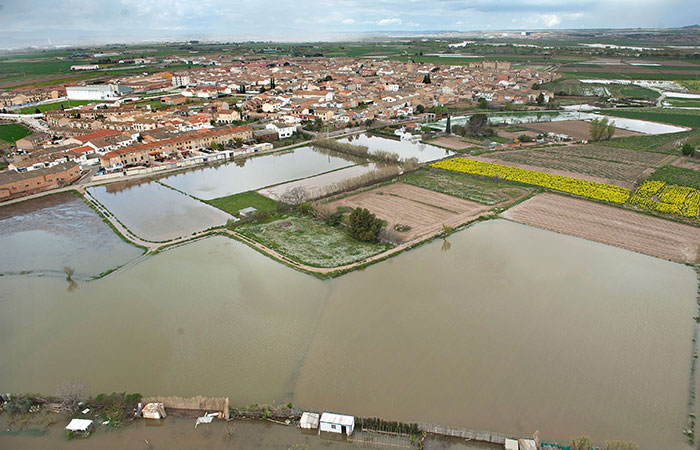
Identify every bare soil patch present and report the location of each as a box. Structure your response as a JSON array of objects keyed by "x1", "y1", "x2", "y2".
[
  {"x1": 501, "y1": 192, "x2": 700, "y2": 263},
  {"x1": 327, "y1": 183, "x2": 490, "y2": 242},
  {"x1": 521, "y1": 120, "x2": 640, "y2": 141},
  {"x1": 428, "y1": 136, "x2": 481, "y2": 150}
]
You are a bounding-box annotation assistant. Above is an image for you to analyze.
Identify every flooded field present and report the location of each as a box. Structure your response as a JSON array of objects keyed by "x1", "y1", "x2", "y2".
[
  {"x1": 87, "y1": 180, "x2": 232, "y2": 241},
  {"x1": 433, "y1": 112, "x2": 688, "y2": 134},
  {"x1": 159, "y1": 146, "x2": 358, "y2": 200},
  {"x1": 0, "y1": 192, "x2": 142, "y2": 278},
  {"x1": 0, "y1": 220, "x2": 695, "y2": 449},
  {"x1": 337, "y1": 133, "x2": 453, "y2": 162}
]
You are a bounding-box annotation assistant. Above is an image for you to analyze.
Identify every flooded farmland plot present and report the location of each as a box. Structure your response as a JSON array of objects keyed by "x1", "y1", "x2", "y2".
[
  {"x1": 87, "y1": 180, "x2": 233, "y2": 241},
  {"x1": 0, "y1": 192, "x2": 142, "y2": 278},
  {"x1": 433, "y1": 112, "x2": 688, "y2": 135},
  {"x1": 158, "y1": 146, "x2": 358, "y2": 200},
  {"x1": 337, "y1": 133, "x2": 453, "y2": 163},
  {"x1": 0, "y1": 220, "x2": 695, "y2": 449}
]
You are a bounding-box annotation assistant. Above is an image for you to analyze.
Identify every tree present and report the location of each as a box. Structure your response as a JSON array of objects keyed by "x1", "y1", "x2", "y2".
[
  {"x1": 445, "y1": 115, "x2": 451, "y2": 134},
  {"x1": 477, "y1": 98, "x2": 489, "y2": 110},
  {"x1": 536, "y1": 92, "x2": 546, "y2": 105},
  {"x1": 589, "y1": 118, "x2": 615, "y2": 142},
  {"x1": 518, "y1": 134, "x2": 534, "y2": 142},
  {"x1": 682, "y1": 142, "x2": 696, "y2": 156},
  {"x1": 35, "y1": 108, "x2": 41, "y2": 114},
  {"x1": 210, "y1": 141, "x2": 219, "y2": 150},
  {"x1": 416, "y1": 104, "x2": 425, "y2": 114},
  {"x1": 280, "y1": 186, "x2": 309, "y2": 206},
  {"x1": 348, "y1": 208, "x2": 383, "y2": 242},
  {"x1": 423, "y1": 73, "x2": 431, "y2": 84},
  {"x1": 55, "y1": 380, "x2": 88, "y2": 411},
  {"x1": 270, "y1": 77, "x2": 276, "y2": 89},
  {"x1": 467, "y1": 114, "x2": 491, "y2": 137},
  {"x1": 571, "y1": 435, "x2": 593, "y2": 450}
]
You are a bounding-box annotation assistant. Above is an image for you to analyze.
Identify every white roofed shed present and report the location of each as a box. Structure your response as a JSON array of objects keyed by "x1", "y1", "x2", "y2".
[
  {"x1": 319, "y1": 412, "x2": 354, "y2": 436},
  {"x1": 300, "y1": 412, "x2": 320, "y2": 430},
  {"x1": 65, "y1": 418, "x2": 94, "y2": 435}
]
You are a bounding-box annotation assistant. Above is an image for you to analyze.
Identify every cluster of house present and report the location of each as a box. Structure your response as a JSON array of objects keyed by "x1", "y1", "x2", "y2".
[{"x1": 158, "y1": 56, "x2": 555, "y2": 124}]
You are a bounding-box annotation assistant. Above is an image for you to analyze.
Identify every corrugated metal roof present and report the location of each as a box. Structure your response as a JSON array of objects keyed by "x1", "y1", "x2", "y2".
[{"x1": 320, "y1": 412, "x2": 354, "y2": 426}]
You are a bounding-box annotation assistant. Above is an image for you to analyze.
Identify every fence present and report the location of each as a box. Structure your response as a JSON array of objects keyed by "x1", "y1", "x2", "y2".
[{"x1": 142, "y1": 396, "x2": 229, "y2": 420}]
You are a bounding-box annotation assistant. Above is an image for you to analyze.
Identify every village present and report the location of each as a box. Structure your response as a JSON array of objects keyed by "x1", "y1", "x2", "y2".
[{"x1": 0, "y1": 56, "x2": 555, "y2": 200}]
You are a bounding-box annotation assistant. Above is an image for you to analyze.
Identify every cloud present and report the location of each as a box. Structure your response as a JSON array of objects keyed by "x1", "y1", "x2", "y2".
[
  {"x1": 539, "y1": 13, "x2": 562, "y2": 26},
  {"x1": 377, "y1": 18, "x2": 402, "y2": 26},
  {"x1": 341, "y1": 18, "x2": 356, "y2": 24},
  {"x1": 406, "y1": 21, "x2": 420, "y2": 27}
]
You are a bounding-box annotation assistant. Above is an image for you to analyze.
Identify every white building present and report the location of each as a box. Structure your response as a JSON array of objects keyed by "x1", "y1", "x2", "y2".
[
  {"x1": 300, "y1": 412, "x2": 320, "y2": 430},
  {"x1": 319, "y1": 412, "x2": 354, "y2": 436},
  {"x1": 70, "y1": 64, "x2": 99, "y2": 71},
  {"x1": 266, "y1": 122, "x2": 297, "y2": 139},
  {"x1": 66, "y1": 84, "x2": 134, "y2": 101},
  {"x1": 172, "y1": 75, "x2": 191, "y2": 87}
]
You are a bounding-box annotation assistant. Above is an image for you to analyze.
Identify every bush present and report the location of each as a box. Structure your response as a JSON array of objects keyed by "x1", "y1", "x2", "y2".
[
  {"x1": 348, "y1": 208, "x2": 383, "y2": 242},
  {"x1": 298, "y1": 202, "x2": 313, "y2": 216},
  {"x1": 571, "y1": 435, "x2": 593, "y2": 450},
  {"x1": 682, "y1": 142, "x2": 696, "y2": 156},
  {"x1": 5, "y1": 396, "x2": 33, "y2": 414}
]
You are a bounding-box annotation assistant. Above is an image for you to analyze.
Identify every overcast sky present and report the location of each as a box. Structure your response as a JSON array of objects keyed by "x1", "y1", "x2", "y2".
[{"x1": 1, "y1": 0, "x2": 699, "y2": 48}]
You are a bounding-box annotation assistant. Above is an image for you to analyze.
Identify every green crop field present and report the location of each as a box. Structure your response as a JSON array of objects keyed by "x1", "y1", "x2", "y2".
[
  {"x1": 561, "y1": 72, "x2": 700, "y2": 81},
  {"x1": 16, "y1": 99, "x2": 100, "y2": 114},
  {"x1": 598, "y1": 108, "x2": 700, "y2": 129},
  {"x1": 648, "y1": 165, "x2": 700, "y2": 190},
  {"x1": 664, "y1": 98, "x2": 700, "y2": 108},
  {"x1": 0, "y1": 123, "x2": 32, "y2": 145},
  {"x1": 542, "y1": 79, "x2": 660, "y2": 99},
  {"x1": 207, "y1": 191, "x2": 278, "y2": 217}
]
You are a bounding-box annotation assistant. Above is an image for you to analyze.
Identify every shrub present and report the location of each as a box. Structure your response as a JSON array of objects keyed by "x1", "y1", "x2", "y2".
[
  {"x1": 5, "y1": 396, "x2": 33, "y2": 414},
  {"x1": 682, "y1": 142, "x2": 696, "y2": 156},
  {"x1": 571, "y1": 435, "x2": 593, "y2": 450},
  {"x1": 348, "y1": 208, "x2": 383, "y2": 242},
  {"x1": 605, "y1": 440, "x2": 639, "y2": 450}
]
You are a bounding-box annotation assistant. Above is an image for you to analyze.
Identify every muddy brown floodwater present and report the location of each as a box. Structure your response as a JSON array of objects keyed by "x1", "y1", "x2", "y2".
[{"x1": 0, "y1": 220, "x2": 696, "y2": 450}]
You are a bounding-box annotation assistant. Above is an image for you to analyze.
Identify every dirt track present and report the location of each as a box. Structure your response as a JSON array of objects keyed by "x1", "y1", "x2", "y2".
[
  {"x1": 328, "y1": 183, "x2": 490, "y2": 242},
  {"x1": 501, "y1": 193, "x2": 700, "y2": 263}
]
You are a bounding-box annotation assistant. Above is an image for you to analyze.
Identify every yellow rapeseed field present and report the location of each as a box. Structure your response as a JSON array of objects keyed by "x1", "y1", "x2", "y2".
[{"x1": 431, "y1": 158, "x2": 631, "y2": 204}]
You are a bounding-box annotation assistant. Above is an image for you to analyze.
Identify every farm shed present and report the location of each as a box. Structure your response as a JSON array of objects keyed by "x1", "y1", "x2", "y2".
[
  {"x1": 142, "y1": 402, "x2": 167, "y2": 419},
  {"x1": 239, "y1": 207, "x2": 257, "y2": 218},
  {"x1": 505, "y1": 438, "x2": 519, "y2": 450},
  {"x1": 300, "y1": 412, "x2": 320, "y2": 430},
  {"x1": 518, "y1": 439, "x2": 537, "y2": 450},
  {"x1": 65, "y1": 419, "x2": 94, "y2": 436},
  {"x1": 319, "y1": 412, "x2": 354, "y2": 436}
]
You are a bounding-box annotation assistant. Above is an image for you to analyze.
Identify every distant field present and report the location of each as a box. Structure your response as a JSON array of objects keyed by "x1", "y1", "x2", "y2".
[
  {"x1": 16, "y1": 99, "x2": 98, "y2": 114},
  {"x1": 542, "y1": 79, "x2": 660, "y2": 99},
  {"x1": 597, "y1": 108, "x2": 700, "y2": 129},
  {"x1": 561, "y1": 72, "x2": 700, "y2": 81},
  {"x1": 664, "y1": 98, "x2": 700, "y2": 108},
  {"x1": 0, "y1": 123, "x2": 32, "y2": 146},
  {"x1": 678, "y1": 80, "x2": 700, "y2": 92}
]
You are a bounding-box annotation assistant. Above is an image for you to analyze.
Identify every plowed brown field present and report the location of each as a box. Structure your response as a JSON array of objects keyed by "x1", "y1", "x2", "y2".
[
  {"x1": 501, "y1": 192, "x2": 700, "y2": 263},
  {"x1": 328, "y1": 183, "x2": 491, "y2": 242}
]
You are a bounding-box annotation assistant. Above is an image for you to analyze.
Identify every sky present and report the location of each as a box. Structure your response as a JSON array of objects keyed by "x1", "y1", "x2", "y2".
[{"x1": 0, "y1": 0, "x2": 699, "y2": 48}]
